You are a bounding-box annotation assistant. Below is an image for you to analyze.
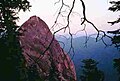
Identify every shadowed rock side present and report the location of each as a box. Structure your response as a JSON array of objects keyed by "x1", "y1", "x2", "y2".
[{"x1": 19, "y1": 16, "x2": 76, "y2": 81}]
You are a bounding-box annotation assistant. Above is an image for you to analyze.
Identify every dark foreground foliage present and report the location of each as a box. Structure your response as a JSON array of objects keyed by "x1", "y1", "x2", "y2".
[
  {"x1": 0, "y1": 0, "x2": 34, "y2": 81},
  {"x1": 80, "y1": 59, "x2": 104, "y2": 81}
]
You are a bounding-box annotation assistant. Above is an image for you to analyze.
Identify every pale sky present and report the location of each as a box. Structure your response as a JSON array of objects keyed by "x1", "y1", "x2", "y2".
[{"x1": 17, "y1": 0, "x2": 120, "y2": 36}]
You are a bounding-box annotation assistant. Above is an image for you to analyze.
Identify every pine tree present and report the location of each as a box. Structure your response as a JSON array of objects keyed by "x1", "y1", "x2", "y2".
[
  {"x1": 107, "y1": 1, "x2": 120, "y2": 49},
  {"x1": 80, "y1": 59, "x2": 104, "y2": 81},
  {"x1": 0, "y1": 0, "x2": 31, "y2": 81}
]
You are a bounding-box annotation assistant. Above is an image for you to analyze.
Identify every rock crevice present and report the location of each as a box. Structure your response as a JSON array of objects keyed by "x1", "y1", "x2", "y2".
[{"x1": 19, "y1": 16, "x2": 76, "y2": 81}]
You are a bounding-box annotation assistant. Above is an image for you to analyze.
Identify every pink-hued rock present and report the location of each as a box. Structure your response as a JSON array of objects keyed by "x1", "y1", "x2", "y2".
[{"x1": 19, "y1": 16, "x2": 76, "y2": 81}]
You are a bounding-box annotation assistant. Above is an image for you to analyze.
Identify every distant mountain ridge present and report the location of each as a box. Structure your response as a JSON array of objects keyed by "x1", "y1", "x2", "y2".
[{"x1": 56, "y1": 36, "x2": 120, "y2": 81}]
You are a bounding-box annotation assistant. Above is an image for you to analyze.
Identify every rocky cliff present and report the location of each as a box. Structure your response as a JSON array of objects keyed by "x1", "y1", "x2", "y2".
[{"x1": 19, "y1": 16, "x2": 76, "y2": 81}]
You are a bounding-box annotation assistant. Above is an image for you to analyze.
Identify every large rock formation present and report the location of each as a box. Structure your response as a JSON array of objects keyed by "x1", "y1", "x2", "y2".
[{"x1": 19, "y1": 16, "x2": 76, "y2": 81}]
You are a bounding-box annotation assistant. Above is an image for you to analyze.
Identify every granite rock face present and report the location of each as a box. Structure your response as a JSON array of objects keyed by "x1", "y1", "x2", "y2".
[{"x1": 19, "y1": 16, "x2": 76, "y2": 81}]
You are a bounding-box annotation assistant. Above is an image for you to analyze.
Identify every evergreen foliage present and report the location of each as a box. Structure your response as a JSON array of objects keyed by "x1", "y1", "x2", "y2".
[
  {"x1": 80, "y1": 59, "x2": 104, "y2": 81},
  {"x1": 107, "y1": 1, "x2": 120, "y2": 49},
  {"x1": 113, "y1": 58, "x2": 120, "y2": 81},
  {"x1": 0, "y1": 0, "x2": 31, "y2": 80},
  {"x1": 108, "y1": 1, "x2": 120, "y2": 81}
]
